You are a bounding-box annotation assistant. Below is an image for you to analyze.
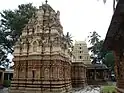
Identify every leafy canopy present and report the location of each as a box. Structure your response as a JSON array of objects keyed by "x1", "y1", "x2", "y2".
[
  {"x1": 0, "y1": 3, "x2": 36, "y2": 45},
  {"x1": 0, "y1": 3, "x2": 36, "y2": 67},
  {"x1": 88, "y1": 31, "x2": 115, "y2": 71}
]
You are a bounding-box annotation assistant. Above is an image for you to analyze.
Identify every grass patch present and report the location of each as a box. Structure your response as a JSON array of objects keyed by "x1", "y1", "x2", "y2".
[{"x1": 101, "y1": 86, "x2": 116, "y2": 93}]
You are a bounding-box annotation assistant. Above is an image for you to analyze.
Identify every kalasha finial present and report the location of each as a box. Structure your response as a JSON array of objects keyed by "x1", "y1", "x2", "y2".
[{"x1": 45, "y1": 0, "x2": 48, "y2": 4}]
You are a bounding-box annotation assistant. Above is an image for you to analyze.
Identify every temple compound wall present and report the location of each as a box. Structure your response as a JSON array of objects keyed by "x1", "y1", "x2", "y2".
[{"x1": 9, "y1": 2, "x2": 72, "y2": 93}]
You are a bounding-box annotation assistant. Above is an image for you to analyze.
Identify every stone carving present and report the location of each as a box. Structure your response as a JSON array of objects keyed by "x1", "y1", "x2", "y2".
[
  {"x1": 56, "y1": 11, "x2": 60, "y2": 21},
  {"x1": 32, "y1": 41, "x2": 39, "y2": 52},
  {"x1": 52, "y1": 67, "x2": 58, "y2": 79},
  {"x1": 44, "y1": 68, "x2": 49, "y2": 79},
  {"x1": 10, "y1": 2, "x2": 72, "y2": 93},
  {"x1": 37, "y1": 25, "x2": 40, "y2": 32}
]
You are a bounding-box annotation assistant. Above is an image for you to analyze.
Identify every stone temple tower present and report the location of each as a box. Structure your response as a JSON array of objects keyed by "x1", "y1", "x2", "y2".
[
  {"x1": 71, "y1": 41, "x2": 90, "y2": 88},
  {"x1": 72, "y1": 41, "x2": 91, "y2": 65},
  {"x1": 10, "y1": 1, "x2": 72, "y2": 93}
]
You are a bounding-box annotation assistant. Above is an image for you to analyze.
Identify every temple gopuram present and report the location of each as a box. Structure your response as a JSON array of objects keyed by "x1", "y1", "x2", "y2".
[
  {"x1": 9, "y1": 1, "x2": 72, "y2": 93},
  {"x1": 104, "y1": 0, "x2": 124, "y2": 92},
  {"x1": 71, "y1": 41, "x2": 90, "y2": 87},
  {"x1": 72, "y1": 41, "x2": 109, "y2": 86}
]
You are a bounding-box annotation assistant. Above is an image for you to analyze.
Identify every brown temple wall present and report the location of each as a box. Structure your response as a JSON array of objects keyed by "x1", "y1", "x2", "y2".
[
  {"x1": 9, "y1": 56, "x2": 72, "y2": 93},
  {"x1": 114, "y1": 50, "x2": 124, "y2": 93},
  {"x1": 71, "y1": 62, "x2": 86, "y2": 88}
]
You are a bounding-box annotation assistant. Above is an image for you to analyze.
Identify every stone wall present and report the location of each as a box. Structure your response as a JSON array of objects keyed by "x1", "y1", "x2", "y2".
[
  {"x1": 114, "y1": 50, "x2": 124, "y2": 93},
  {"x1": 9, "y1": 54, "x2": 72, "y2": 93},
  {"x1": 71, "y1": 62, "x2": 86, "y2": 88}
]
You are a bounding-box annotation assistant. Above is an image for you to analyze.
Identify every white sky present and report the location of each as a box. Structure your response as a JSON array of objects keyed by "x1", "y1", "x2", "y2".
[{"x1": 0, "y1": 0, "x2": 113, "y2": 41}]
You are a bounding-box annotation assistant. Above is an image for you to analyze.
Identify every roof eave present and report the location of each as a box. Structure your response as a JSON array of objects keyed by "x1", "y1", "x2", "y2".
[{"x1": 104, "y1": 0, "x2": 124, "y2": 50}]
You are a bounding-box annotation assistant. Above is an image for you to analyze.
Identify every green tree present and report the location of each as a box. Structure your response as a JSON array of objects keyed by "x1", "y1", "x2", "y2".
[
  {"x1": 0, "y1": 3, "x2": 37, "y2": 67},
  {"x1": 103, "y1": 51, "x2": 115, "y2": 71},
  {"x1": 88, "y1": 31, "x2": 101, "y2": 45},
  {"x1": 88, "y1": 31, "x2": 115, "y2": 70},
  {"x1": 88, "y1": 31, "x2": 107, "y2": 63},
  {"x1": 64, "y1": 32, "x2": 73, "y2": 48},
  {"x1": 0, "y1": 27, "x2": 13, "y2": 65},
  {"x1": 88, "y1": 31, "x2": 101, "y2": 58},
  {"x1": 89, "y1": 40, "x2": 105, "y2": 64},
  {"x1": 0, "y1": 3, "x2": 36, "y2": 45}
]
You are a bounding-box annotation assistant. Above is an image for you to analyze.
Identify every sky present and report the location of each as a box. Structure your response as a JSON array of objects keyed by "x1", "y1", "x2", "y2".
[
  {"x1": 0, "y1": 0, "x2": 114, "y2": 41},
  {"x1": 0, "y1": 0, "x2": 114, "y2": 63}
]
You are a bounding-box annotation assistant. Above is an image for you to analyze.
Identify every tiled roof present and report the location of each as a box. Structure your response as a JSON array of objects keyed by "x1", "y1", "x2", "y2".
[{"x1": 86, "y1": 63, "x2": 108, "y2": 69}]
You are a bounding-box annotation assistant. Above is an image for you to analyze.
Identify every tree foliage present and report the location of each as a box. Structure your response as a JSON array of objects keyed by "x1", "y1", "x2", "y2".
[
  {"x1": 89, "y1": 40, "x2": 106, "y2": 64},
  {"x1": 103, "y1": 51, "x2": 115, "y2": 71},
  {"x1": 0, "y1": 3, "x2": 36, "y2": 45},
  {"x1": 88, "y1": 31, "x2": 115, "y2": 71},
  {"x1": 64, "y1": 32, "x2": 73, "y2": 48},
  {"x1": 88, "y1": 31, "x2": 101, "y2": 59},
  {"x1": 0, "y1": 3, "x2": 37, "y2": 67},
  {"x1": 88, "y1": 31, "x2": 101, "y2": 45}
]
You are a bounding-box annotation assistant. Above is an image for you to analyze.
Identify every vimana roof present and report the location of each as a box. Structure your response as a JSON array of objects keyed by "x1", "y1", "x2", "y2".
[{"x1": 104, "y1": 0, "x2": 124, "y2": 50}]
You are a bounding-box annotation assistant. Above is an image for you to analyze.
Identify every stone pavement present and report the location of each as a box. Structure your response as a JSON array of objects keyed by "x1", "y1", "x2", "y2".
[
  {"x1": 0, "y1": 86, "x2": 100, "y2": 93},
  {"x1": 71, "y1": 86, "x2": 101, "y2": 93},
  {"x1": 0, "y1": 88, "x2": 8, "y2": 93}
]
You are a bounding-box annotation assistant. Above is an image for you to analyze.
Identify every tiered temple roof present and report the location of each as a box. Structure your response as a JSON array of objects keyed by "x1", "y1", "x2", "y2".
[{"x1": 104, "y1": 0, "x2": 124, "y2": 50}]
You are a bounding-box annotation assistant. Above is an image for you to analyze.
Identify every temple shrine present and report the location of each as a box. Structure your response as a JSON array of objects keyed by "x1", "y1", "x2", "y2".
[
  {"x1": 71, "y1": 41, "x2": 90, "y2": 87},
  {"x1": 9, "y1": 1, "x2": 72, "y2": 93},
  {"x1": 72, "y1": 41, "x2": 108, "y2": 86}
]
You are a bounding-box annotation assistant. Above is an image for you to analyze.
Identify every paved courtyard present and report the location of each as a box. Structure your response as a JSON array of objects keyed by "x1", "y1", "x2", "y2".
[
  {"x1": 72, "y1": 86, "x2": 100, "y2": 93},
  {"x1": 0, "y1": 88, "x2": 8, "y2": 93},
  {"x1": 0, "y1": 86, "x2": 100, "y2": 93}
]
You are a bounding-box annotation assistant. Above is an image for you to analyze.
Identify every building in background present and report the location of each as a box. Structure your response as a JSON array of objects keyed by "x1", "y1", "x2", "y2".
[
  {"x1": 0, "y1": 68, "x2": 13, "y2": 88},
  {"x1": 71, "y1": 41, "x2": 90, "y2": 88},
  {"x1": 72, "y1": 41, "x2": 109, "y2": 86},
  {"x1": 72, "y1": 41, "x2": 91, "y2": 64}
]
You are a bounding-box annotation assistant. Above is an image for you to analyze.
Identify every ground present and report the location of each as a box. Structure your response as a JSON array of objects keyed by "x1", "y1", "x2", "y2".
[
  {"x1": 101, "y1": 86, "x2": 116, "y2": 93},
  {"x1": 0, "y1": 88, "x2": 8, "y2": 93},
  {"x1": 0, "y1": 86, "x2": 100, "y2": 93},
  {"x1": 0, "y1": 84, "x2": 116, "y2": 93},
  {"x1": 72, "y1": 86, "x2": 100, "y2": 93}
]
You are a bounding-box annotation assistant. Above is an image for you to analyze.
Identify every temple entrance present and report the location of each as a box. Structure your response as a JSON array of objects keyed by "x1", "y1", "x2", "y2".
[
  {"x1": 86, "y1": 64, "x2": 109, "y2": 85},
  {"x1": 4, "y1": 73, "x2": 13, "y2": 81}
]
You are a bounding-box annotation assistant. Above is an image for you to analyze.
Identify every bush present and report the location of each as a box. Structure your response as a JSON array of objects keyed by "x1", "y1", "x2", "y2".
[{"x1": 3, "y1": 80, "x2": 11, "y2": 87}]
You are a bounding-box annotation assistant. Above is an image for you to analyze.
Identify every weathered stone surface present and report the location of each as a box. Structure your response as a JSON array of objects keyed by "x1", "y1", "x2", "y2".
[
  {"x1": 71, "y1": 41, "x2": 90, "y2": 88},
  {"x1": 71, "y1": 62, "x2": 87, "y2": 88},
  {"x1": 104, "y1": 0, "x2": 124, "y2": 92},
  {"x1": 72, "y1": 41, "x2": 91, "y2": 65},
  {"x1": 10, "y1": 2, "x2": 72, "y2": 93}
]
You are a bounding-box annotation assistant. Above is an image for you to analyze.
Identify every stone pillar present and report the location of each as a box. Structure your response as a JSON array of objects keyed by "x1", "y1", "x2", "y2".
[
  {"x1": 0, "y1": 70, "x2": 4, "y2": 84},
  {"x1": 94, "y1": 69, "x2": 97, "y2": 80},
  {"x1": 114, "y1": 50, "x2": 124, "y2": 93}
]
